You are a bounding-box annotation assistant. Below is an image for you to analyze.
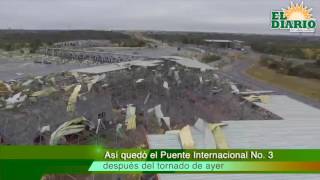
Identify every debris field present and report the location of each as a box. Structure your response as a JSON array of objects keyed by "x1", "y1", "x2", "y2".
[{"x1": 0, "y1": 59, "x2": 279, "y2": 146}]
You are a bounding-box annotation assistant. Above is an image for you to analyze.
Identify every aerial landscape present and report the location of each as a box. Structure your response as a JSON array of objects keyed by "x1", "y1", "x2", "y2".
[
  {"x1": 1, "y1": 29, "x2": 320, "y2": 179},
  {"x1": 0, "y1": 0, "x2": 320, "y2": 180}
]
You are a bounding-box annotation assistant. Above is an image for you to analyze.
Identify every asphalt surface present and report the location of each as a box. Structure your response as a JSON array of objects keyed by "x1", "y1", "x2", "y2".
[
  {"x1": 218, "y1": 52, "x2": 320, "y2": 109},
  {"x1": 0, "y1": 58, "x2": 91, "y2": 81}
]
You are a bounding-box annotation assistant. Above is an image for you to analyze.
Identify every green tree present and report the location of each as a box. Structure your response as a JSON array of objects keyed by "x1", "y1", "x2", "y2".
[
  {"x1": 29, "y1": 39, "x2": 42, "y2": 53},
  {"x1": 4, "y1": 44, "x2": 14, "y2": 51}
]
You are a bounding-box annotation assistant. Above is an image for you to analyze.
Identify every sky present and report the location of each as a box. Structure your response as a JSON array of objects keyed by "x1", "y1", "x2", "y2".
[{"x1": 0, "y1": 0, "x2": 319, "y2": 35}]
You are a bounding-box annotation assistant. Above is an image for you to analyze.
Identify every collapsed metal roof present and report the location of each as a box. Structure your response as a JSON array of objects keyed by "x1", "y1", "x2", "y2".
[
  {"x1": 72, "y1": 60, "x2": 163, "y2": 74},
  {"x1": 250, "y1": 95, "x2": 320, "y2": 120},
  {"x1": 147, "y1": 119, "x2": 216, "y2": 149},
  {"x1": 73, "y1": 56, "x2": 216, "y2": 74},
  {"x1": 147, "y1": 119, "x2": 320, "y2": 149},
  {"x1": 161, "y1": 56, "x2": 216, "y2": 70},
  {"x1": 148, "y1": 118, "x2": 320, "y2": 180}
]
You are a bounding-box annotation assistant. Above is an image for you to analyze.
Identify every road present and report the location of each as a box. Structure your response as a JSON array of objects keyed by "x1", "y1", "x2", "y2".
[
  {"x1": 0, "y1": 58, "x2": 90, "y2": 81},
  {"x1": 217, "y1": 52, "x2": 320, "y2": 109}
]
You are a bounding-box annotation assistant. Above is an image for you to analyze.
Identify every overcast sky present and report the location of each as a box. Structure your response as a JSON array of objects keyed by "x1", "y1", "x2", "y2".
[{"x1": 0, "y1": 0, "x2": 319, "y2": 35}]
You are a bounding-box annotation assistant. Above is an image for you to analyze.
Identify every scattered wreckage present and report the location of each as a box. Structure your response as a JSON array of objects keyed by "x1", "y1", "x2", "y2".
[{"x1": 0, "y1": 58, "x2": 279, "y2": 146}]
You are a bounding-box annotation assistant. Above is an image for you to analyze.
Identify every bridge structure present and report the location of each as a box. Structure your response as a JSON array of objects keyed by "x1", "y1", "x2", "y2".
[{"x1": 39, "y1": 48, "x2": 148, "y2": 63}]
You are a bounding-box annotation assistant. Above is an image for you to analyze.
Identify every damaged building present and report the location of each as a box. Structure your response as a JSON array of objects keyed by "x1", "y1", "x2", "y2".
[
  {"x1": 1, "y1": 51, "x2": 320, "y2": 180},
  {"x1": 204, "y1": 39, "x2": 245, "y2": 50},
  {"x1": 53, "y1": 40, "x2": 112, "y2": 48},
  {"x1": 0, "y1": 56, "x2": 279, "y2": 146}
]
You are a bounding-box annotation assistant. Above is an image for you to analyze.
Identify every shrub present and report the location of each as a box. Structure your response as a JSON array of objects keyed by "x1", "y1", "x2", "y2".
[
  {"x1": 201, "y1": 54, "x2": 221, "y2": 63},
  {"x1": 4, "y1": 44, "x2": 14, "y2": 51}
]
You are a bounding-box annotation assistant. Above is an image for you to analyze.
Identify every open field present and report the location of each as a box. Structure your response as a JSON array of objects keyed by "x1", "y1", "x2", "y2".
[{"x1": 246, "y1": 64, "x2": 320, "y2": 101}]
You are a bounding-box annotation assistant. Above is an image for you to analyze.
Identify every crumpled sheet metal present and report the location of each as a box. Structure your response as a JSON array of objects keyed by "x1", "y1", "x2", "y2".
[
  {"x1": 163, "y1": 81, "x2": 169, "y2": 89},
  {"x1": 87, "y1": 74, "x2": 106, "y2": 92},
  {"x1": 67, "y1": 85, "x2": 81, "y2": 113},
  {"x1": 148, "y1": 104, "x2": 171, "y2": 129},
  {"x1": 31, "y1": 87, "x2": 58, "y2": 97},
  {"x1": 0, "y1": 81, "x2": 13, "y2": 96},
  {"x1": 243, "y1": 95, "x2": 270, "y2": 104},
  {"x1": 179, "y1": 125, "x2": 195, "y2": 149},
  {"x1": 136, "y1": 79, "x2": 144, "y2": 83},
  {"x1": 230, "y1": 83, "x2": 239, "y2": 94},
  {"x1": 5, "y1": 92, "x2": 27, "y2": 109},
  {"x1": 209, "y1": 123, "x2": 229, "y2": 149},
  {"x1": 49, "y1": 116, "x2": 87, "y2": 145},
  {"x1": 125, "y1": 105, "x2": 136, "y2": 130},
  {"x1": 155, "y1": 105, "x2": 170, "y2": 129}
]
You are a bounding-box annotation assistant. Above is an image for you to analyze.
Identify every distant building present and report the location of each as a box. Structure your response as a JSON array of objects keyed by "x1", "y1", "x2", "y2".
[{"x1": 204, "y1": 39, "x2": 244, "y2": 49}]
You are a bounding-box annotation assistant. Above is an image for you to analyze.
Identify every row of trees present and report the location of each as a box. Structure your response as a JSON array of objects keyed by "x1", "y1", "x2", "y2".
[
  {"x1": 0, "y1": 30, "x2": 133, "y2": 53},
  {"x1": 260, "y1": 55, "x2": 320, "y2": 79},
  {"x1": 251, "y1": 42, "x2": 320, "y2": 60}
]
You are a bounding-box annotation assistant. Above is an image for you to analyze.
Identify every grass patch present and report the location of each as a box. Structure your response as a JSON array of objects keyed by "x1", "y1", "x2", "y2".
[
  {"x1": 246, "y1": 64, "x2": 320, "y2": 101},
  {"x1": 201, "y1": 54, "x2": 221, "y2": 63}
]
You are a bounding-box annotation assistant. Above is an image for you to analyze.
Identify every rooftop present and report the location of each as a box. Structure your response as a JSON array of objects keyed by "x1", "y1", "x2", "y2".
[
  {"x1": 149, "y1": 119, "x2": 320, "y2": 180},
  {"x1": 249, "y1": 95, "x2": 320, "y2": 120},
  {"x1": 72, "y1": 60, "x2": 162, "y2": 74},
  {"x1": 204, "y1": 39, "x2": 233, "y2": 43},
  {"x1": 147, "y1": 119, "x2": 320, "y2": 150}
]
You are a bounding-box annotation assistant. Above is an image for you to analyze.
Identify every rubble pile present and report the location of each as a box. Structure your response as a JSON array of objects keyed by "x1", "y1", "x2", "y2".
[{"x1": 0, "y1": 60, "x2": 279, "y2": 145}]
